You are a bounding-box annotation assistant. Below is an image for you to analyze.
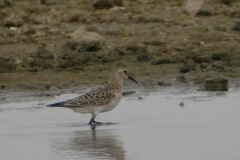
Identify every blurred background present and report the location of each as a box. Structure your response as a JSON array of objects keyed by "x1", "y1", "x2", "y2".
[{"x1": 0, "y1": 0, "x2": 240, "y2": 93}]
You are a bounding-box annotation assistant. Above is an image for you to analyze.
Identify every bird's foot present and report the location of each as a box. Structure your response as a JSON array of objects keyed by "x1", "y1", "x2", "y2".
[
  {"x1": 93, "y1": 121, "x2": 103, "y2": 125},
  {"x1": 89, "y1": 121, "x2": 103, "y2": 125}
]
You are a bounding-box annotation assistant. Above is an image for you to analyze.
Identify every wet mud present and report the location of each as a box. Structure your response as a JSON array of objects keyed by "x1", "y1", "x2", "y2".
[{"x1": 1, "y1": 0, "x2": 240, "y2": 92}]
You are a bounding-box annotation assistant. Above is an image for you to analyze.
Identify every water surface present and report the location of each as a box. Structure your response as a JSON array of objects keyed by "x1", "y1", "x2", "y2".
[{"x1": 1, "y1": 88, "x2": 240, "y2": 160}]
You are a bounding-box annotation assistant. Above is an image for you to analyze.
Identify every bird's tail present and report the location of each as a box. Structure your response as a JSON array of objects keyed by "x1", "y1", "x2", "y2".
[{"x1": 46, "y1": 102, "x2": 65, "y2": 107}]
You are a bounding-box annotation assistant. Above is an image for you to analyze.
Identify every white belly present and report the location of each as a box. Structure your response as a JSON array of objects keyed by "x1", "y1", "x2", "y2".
[{"x1": 98, "y1": 98, "x2": 121, "y2": 113}]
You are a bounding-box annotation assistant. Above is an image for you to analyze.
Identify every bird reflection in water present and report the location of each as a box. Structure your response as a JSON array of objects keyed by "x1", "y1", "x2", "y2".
[{"x1": 53, "y1": 127, "x2": 126, "y2": 160}]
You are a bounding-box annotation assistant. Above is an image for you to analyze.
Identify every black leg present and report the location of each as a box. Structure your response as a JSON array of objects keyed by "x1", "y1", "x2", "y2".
[
  {"x1": 89, "y1": 114, "x2": 103, "y2": 125},
  {"x1": 89, "y1": 117, "x2": 94, "y2": 125}
]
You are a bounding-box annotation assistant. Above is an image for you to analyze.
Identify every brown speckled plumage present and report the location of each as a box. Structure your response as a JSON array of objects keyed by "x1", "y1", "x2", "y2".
[
  {"x1": 65, "y1": 86, "x2": 117, "y2": 107},
  {"x1": 47, "y1": 68, "x2": 138, "y2": 125}
]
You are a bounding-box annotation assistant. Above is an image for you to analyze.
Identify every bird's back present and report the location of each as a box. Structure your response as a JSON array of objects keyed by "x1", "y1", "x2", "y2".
[{"x1": 47, "y1": 85, "x2": 120, "y2": 108}]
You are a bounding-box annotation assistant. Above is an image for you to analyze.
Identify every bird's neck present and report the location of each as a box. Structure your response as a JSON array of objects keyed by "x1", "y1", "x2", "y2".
[{"x1": 108, "y1": 77, "x2": 123, "y2": 91}]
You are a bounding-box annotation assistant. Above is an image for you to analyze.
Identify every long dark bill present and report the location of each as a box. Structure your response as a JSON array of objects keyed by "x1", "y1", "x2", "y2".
[{"x1": 128, "y1": 76, "x2": 138, "y2": 83}]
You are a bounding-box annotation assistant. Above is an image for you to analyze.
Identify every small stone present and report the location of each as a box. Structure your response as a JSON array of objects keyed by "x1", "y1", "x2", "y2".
[
  {"x1": 196, "y1": 9, "x2": 212, "y2": 16},
  {"x1": 211, "y1": 51, "x2": 228, "y2": 60},
  {"x1": 143, "y1": 17, "x2": 165, "y2": 23},
  {"x1": 106, "y1": 28, "x2": 121, "y2": 35},
  {"x1": 105, "y1": 48, "x2": 124, "y2": 62},
  {"x1": 61, "y1": 52, "x2": 92, "y2": 67},
  {"x1": 57, "y1": 60, "x2": 69, "y2": 69},
  {"x1": 0, "y1": 84, "x2": 6, "y2": 89},
  {"x1": 26, "y1": 85, "x2": 38, "y2": 90},
  {"x1": 204, "y1": 75, "x2": 228, "y2": 91},
  {"x1": 138, "y1": 97, "x2": 143, "y2": 100},
  {"x1": 195, "y1": 55, "x2": 211, "y2": 63},
  {"x1": 134, "y1": 46, "x2": 146, "y2": 55},
  {"x1": 123, "y1": 91, "x2": 136, "y2": 96},
  {"x1": 0, "y1": 56, "x2": 10, "y2": 62},
  {"x1": 179, "y1": 101, "x2": 184, "y2": 107},
  {"x1": 93, "y1": 0, "x2": 123, "y2": 10},
  {"x1": 179, "y1": 65, "x2": 192, "y2": 73},
  {"x1": 0, "y1": 0, "x2": 12, "y2": 7},
  {"x1": 25, "y1": 27, "x2": 36, "y2": 35},
  {"x1": 0, "y1": 60, "x2": 16, "y2": 73},
  {"x1": 40, "y1": 0, "x2": 46, "y2": 4},
  {"x1": 215, "y1": 92, "x2": 226, "y2": 96},
  {"x1": 183, "y1": 0, "x2": 203, "y2": 16},
  {"x1": 64, "y1": 28, "x2": 105, "y2": 52},
  {"x1": 28, "y1": 67, "x2": 39, "y2": 72},
  {"x1": 231, "y1": 22, "x2": 240, "y2": 31},
  {"x1": 230, "y1": 55, "x2": 240, "y2": 67},
  {"x1": 200, "y1": 63, "x2": 209, "y2": 69},
  {"x1": 157, "y1": 81, "x2": 172, "y2": 87},
  {"x1": 179, "y1": 59, "x2": 196, "y2": 73},
  {"x1": 110, "y1": 47, "x2": 130, "y2": 56},
  {"x1": 194, "y1": 75, "x2": 206, "y2": 84},
  {"x1": 221, "y1": 0, "x2": 232, "y2": 5},
  {"x1": 7, "y1": 30, "x2": 15, "y2": 37},
  {"x1": 213, "y1": 26, "x2": 226, "y2": 32},
  {"x1": 131, "y1": 15, "x2": 144, "y2": 22},
  {"x1": 4, "y1": 17, "x2": 24, "y2": 27},
  {"x1": 44, "y1": 84, "x2": 51, "y2": 90},
  {"x1": 45, "y1": 0, "x2": 56, "y2": 5},
  {"x1": 31, "y1": 42, "x2": 54, "y2": 59},
  {"x1": 176, "y1": 75, "x2": 187, "y2": 83},
  {"x1": 29, "y1": 59, "x2": 53, "y2": 69},
  {"x1": 182, "y1": 19, "x2": 196, "y2": 26},
  {"x1": 151, "y1": 58, "x2": 177, "y2": 65},
  {"x1": 137, "y1": 54, "x2": 149, "y2": 62},
  {"x1": 143, "y1": 40, "x2": 166, "y2": 46},
  {"x1": 39, "y1": 86, "x2": 46, "y2": 91},
  {"x1": 212, "y1": 61, "x2": 225, "y2": 70},
  {"x1": 32, "y1": 32, "x2": 46, "y2": 38},
  {"x1": 0, "y1": 10, "x2": 7, "y2": 19},
  {"x1": 109, "y1": 6, "x2": 126, "y2": 12},
  {"x1": 41, "y1": 0, "x2": 55, "y2": 5},
  {"x1": 172, "y1": 46, "x2": 185, "y2": 52},
  {"x1": 67, "y1": 66, "x2": 84, "y2": 73},
  {"x1": 125, "y1": 42, "x2": 143, "y2": 54}
]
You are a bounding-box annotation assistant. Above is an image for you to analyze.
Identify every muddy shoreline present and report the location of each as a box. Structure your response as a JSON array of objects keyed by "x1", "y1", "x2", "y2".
[{"x1": 1, "y1": 0, "x2": 240, "y2": 94}]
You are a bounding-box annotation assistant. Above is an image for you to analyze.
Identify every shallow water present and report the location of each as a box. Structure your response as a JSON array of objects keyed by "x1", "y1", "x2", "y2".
[{"x1": 1, "y1": 88, "x2": 240, "y2": 160}]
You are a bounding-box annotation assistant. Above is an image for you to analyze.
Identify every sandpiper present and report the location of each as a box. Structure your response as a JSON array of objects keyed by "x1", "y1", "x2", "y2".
[{"x1": 47, "y1": 68, "x2": 138, "y2": 125}]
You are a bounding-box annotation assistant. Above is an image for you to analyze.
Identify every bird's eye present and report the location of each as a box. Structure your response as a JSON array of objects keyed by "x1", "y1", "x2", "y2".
[{"x1": 124, "y1": 70, "x2": 127, "y2": 73}]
